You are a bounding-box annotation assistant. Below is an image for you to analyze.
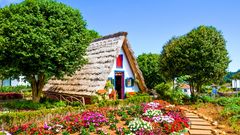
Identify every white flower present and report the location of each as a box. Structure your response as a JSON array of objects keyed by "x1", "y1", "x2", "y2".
[{"x1": 128, "y1": 118, "x2": 152, "y2": 132}]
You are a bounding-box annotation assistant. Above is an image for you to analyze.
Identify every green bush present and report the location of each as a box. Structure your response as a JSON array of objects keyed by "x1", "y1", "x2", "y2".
[
  {"x1": 169, "y1": 88, "x2": 187, "y2": 105},
  {"x1": 221, "y1": 104, "x2": 240, "y2": 117},
  {"x1": 229, "y1": 115, "x2": 240, "y2": 132},
  {"x1": 154, "y1": 83, "x2": 186, "y2": 105},
  {"x1": 218, "y1": 86, "x2": 233, "y2": 92},
  {"x1": 154, "y1": 83, "x2": 171, "y2": 99},
  {"x1": 0, "y1": 106, "x2": 85, "y2": 127},
  {"x1": 0, "y1": 86, "x2": 30, "y2": 93},
  {"x1": 200, "y1": 95, "x2": 215, "y2": 103},
  {"x1": 216, "y1": 97, "x2": 240, "y2": 106}
]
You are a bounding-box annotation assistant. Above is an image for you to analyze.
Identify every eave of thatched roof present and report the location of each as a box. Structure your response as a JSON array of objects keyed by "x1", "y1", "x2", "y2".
[
  {"x1": 122, "y1": 38, "x2": 147, "y2": 92},
  {"x1": 43, "y1": 32, "x2": 147, "y2": 96}
]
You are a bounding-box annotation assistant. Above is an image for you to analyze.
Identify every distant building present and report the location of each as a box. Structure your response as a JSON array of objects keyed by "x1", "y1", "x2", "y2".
[
  {"x1": 180, "y1": 84, "x2": 191, "y2": 96},
  {"x1": 232, "y1": 79, "x2": 240, "y2": 89},
  {"x1": 1, "y1": 76, "x2": 30, "y2": 86}
]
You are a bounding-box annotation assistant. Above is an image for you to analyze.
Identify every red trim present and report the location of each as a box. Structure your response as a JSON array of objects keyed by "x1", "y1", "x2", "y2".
[{"x1": 121, "y1": 72, "x2": 124, "y2": 99}]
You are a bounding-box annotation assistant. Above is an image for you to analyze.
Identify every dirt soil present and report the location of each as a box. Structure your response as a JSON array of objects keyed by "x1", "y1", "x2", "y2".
[{"x1": 180, "y1": 103, "x2": 238, "y2": 135}]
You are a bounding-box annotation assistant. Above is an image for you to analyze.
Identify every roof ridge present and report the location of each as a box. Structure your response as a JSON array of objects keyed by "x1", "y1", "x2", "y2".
[{"x1": 93, "y1": 32, "x2": 128, "y2": 42}]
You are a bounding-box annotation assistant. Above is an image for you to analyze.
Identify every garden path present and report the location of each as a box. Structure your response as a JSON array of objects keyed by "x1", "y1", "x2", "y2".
[{"x1": 185, "y1": 112, "x2": 213, "y2": 135}]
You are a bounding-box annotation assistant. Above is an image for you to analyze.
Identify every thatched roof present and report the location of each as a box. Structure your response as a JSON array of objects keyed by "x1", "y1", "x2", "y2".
[{"x1": 43, "y1": 32, "x2": 147, "y2": 96}]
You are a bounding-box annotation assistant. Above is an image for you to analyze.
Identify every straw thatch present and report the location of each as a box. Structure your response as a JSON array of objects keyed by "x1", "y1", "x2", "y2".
[{"x1": 43, "y1": 32, "x2": 147, "y2": 97}]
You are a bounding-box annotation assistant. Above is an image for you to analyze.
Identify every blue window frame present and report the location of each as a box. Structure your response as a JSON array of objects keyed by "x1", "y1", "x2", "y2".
[{"x1": 125, "y1": 78, "x2": 134, "y2": 87}]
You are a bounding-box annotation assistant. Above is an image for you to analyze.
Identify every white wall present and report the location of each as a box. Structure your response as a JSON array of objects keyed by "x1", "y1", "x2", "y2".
[{"x1": 108, "y1": 48, "x2": 140, "y2": 94}]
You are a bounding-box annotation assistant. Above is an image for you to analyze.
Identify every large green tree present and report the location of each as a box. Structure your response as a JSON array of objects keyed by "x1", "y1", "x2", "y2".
[
  {"x1": 137, "y1": 53, "x2": 164, "y2": 89},
  {"x1": 160, "y1": 26, "x2": 230, "y2": 95},
  {"x1": 0, "y1": 0, "x2": 98, "y2": 102},
  {"x1": 160, "y1": 37, "x2": 186, "y2": 84}
]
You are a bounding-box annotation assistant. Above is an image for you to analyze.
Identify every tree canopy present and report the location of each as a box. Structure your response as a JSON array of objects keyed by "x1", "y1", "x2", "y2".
[
  {"x1": 137, "y1": 53, "x2": 164, "y2": 89},
  {"x1": 160, "y1": 25, "x2": 230, "y2": 95},
  {"x1": 232, "y1": 72, "x2": 240, "y2": 80},
  {"x1": 0, "y1": 0, "x2": 99, "y2": 102}
]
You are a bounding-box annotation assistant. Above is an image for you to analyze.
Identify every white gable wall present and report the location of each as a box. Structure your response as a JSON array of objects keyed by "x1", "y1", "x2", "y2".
[{"x1": 108, "y1": 48, "x2": 140, "y2": 94}]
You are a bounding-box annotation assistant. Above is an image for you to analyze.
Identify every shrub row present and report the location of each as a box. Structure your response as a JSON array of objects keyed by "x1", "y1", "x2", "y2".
[
  {"x1": 0, "y1": 92, "x2": 23, "y2": 100},
  {"x1": 0, "y1": 95, "x2": 152, "y2": 127},
  {"x1": 0, "y1": 86, "x2": 30, "y2": 93}
]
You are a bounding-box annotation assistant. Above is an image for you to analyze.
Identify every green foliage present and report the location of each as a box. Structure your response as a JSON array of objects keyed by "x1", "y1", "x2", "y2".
[
  {"x1": 224, "y1": 69, "x2": 240, "y2": 83},
  {"x1": 137, "y1": 53, "x2": 164, "y2": 89},
  {"x1": 0, "y1": 0, "x2": 99, "y2": 102},
  {"x1": 154, "y1": 82, "x2": 171, "y2": 98},
  {"x1": 160, "y1": 25, "x2": 230, "y2": 94},
  {"x1": 88, "y1": 123, "x2": 95, "y2": 132},
  {"x1": 154, "y1": 83, "x2": 186, "y2": 104},
  {"x1": 90, "y1": 96, "x2": 99, "y2": 104},
  {"x1": 80, "y1": 127, "x2": 90, "y2": 135},
  {"x1": 197, "y1": 96, "x2": 240, "y2": 132},
  {"x1": 62, "y1": 131, "x2": 70, "y2": 135},
  {"x1": 218, "y1": 85, "x2": 233, "y2": 92},
  {"x1": 232, "y1": 72, "x2": 240, "y2": 79},
  {"x1": 170, "y1": 88, "x2": 186, "y2": 105},
  {"x1": 200, "y1": 95, "x2": 215, "y2": 103},
  {"x1": 2, "y1": 99, "x2": 68, "y2": 110},
  {"x1": 229, "y1": 115, "x2": 240, "y2": 132},
  {"x1": 0, "y1": 85, "x2": 30, "y2": 92},
  {"x1": 0, "y1": 106, "x2": 85, "y2": 127}
]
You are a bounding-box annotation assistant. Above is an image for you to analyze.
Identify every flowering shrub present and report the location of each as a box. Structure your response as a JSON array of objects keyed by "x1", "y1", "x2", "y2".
[
  {"x1": 81, "y1": 111, "x2": 108, "y2": 127},
  {"x1": 128, "y1": 118, "x2": 152, "y2": 132},
  {"x1": 141, "y1": 102, "x2": 162, "y2": 112},
  {"x1": 152, "y1": 115, "x2": 174, "y2": 123},
  {"x1": 142, "y1": 109, "x2": 162, "y2": 118},
  {"x1": 0, "y1": 92, "x2": 23, "y2": 100}
]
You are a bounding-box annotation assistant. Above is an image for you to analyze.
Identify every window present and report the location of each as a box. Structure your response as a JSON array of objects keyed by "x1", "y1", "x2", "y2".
[
  {"x1": 116, "y1": 54, "x2": 123, "y2": 68},
  {"x1": 184, "y1": 89, "x2": 188, "y2": 92},
  {"x1": 125, "y1": 78, "x2": 134, "y2": 87},
  {"x1": 107, "y1": 77, "x2": 114, "y2": 85}
]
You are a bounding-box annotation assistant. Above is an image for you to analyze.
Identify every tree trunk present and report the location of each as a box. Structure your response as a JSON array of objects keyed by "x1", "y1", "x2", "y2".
[
  {"x1": 189, "y1": 81, "x2": 195, "y2": 97},
  {"x1": 196, "y1": 83, "x2": 202, "y2": 93},
  {"x1": 31, "y1": 73, "x2": 45, "y2": 102}
]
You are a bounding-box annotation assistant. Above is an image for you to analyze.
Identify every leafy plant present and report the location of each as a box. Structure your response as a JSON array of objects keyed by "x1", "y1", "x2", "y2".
[
  {"x1": 109, "y1": 123, "x2": 116, "y2": 130},
  {"x1": 80, "y1": 127, "x2": 89, "y2": 135},
  {"x1": 88, "y1": 123, "x2": 96, "y2": 132}
]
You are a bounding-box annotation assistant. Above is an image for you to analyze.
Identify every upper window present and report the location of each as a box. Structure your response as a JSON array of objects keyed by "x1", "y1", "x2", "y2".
[{"x1": 116, "y1": 54, "x2": 123, "y2": 68}]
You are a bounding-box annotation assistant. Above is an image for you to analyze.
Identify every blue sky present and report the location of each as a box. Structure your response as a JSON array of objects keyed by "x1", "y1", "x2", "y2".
[{"x1": 1, "y1": 0, "x2": 239, "y2": 72}]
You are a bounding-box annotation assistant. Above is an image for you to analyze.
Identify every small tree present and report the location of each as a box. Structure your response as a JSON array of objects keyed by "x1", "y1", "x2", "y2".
[
  {"x1": 0, "y1": 0, "x2": 98, "y2": 102},
  {"x1": 137, "y1": 53, "x2": 164, "y2": 89}
]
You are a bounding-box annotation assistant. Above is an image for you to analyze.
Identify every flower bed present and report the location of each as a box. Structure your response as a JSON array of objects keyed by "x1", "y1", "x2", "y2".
[
  {"x1": 3, "y1": 100, "x2": 189, "y2": 135},
  {"x1": 0, "y1": 92, "x2": 23, "y2": 100}
]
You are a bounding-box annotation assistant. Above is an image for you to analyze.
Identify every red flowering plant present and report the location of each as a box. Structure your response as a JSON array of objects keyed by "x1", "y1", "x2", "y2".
[
  {"x1": 81, "y1": 111, "x2": 108, "y2": 127},
  {"x1": 50, "y1": 113, "x2": 83, "y2": 133},
  {"x1": 9, "y1": 122, "x2": 55, "y2": 135}
]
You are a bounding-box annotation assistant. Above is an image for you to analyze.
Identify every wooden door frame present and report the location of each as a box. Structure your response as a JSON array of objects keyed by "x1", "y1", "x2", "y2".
[{"x1": 114, "y1": 71, "x2": 125, "y2": 99}]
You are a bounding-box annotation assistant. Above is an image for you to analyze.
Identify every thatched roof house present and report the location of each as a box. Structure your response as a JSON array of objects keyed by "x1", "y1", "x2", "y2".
[{"x1": 43, "y1": 32, "x2": 147, "y2": 101}]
